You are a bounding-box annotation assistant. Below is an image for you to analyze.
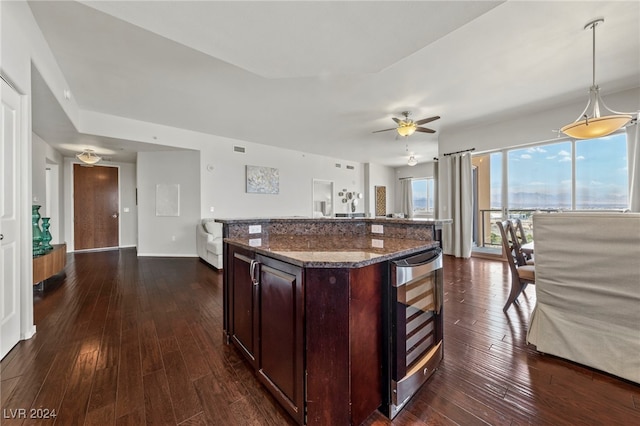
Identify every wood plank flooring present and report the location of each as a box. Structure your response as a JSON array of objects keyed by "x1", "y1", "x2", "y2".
[{"x1": 1, "y1": 249, "x2": 639, "y2": 425}]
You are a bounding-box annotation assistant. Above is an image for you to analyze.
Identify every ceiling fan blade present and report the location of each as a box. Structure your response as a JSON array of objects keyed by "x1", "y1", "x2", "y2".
[
  {"x1": 372, "y1": 127, "x2": 398, "y2": 133},
  {"x1": 414, "y1": 116, "x2": 441, "y2": 125},
  {"x1": 392, "y1": 117, "x2": 401, "y2": 124},
  {"x1": 415, "y1": 127, "x2": 436, "y2": 134}
]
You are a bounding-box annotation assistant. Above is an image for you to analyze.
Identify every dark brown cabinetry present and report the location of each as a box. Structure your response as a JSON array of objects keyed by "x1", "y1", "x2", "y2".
[
  {"x1": 255, "y1": 255, "x2": 304, "y2": 424},
  {"x1": 219, "y1": 218, "x2": 447, "y2": 424},
  {"x1": 227, "y1": 247, "x2": 305, "y2": 423},
  {"x1": 226, "y1": 247, "x2": 381, "y2": 425},
  {"x1": 228, "y1": 247, "x2": 258, "y2": 367}
]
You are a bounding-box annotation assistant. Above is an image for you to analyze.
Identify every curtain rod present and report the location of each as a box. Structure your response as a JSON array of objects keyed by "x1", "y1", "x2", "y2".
[{"x1": 443, "y1": 147, "x2": 476, "y2": 156}]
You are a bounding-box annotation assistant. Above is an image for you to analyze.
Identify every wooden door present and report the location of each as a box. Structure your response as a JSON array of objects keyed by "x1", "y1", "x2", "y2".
[
  {"x1": 1, "y1": 79, "x2": 22, "y2": 359},
  {"x1": 73, "y1": 164, "x2": 119, "y2": 250}
]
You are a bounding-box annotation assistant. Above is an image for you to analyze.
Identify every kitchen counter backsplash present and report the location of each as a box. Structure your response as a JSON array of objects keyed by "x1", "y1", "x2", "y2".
[{"x1": 216, "y1": 217, "x2": 450, "y2": 240}]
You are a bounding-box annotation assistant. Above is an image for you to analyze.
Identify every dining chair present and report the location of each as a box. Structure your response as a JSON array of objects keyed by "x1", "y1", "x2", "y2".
[
  {"x1": 511, "y1": 218, "x2": 534, "y2": 265},
  {"x1": 497, "y1": 220, "x2": 535, "y2": 312}
]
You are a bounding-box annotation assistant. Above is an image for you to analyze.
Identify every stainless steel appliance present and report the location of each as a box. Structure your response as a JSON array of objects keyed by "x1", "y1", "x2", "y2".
[{"x1": 382, "y1": 248, "x2": 444, "y2": 419}]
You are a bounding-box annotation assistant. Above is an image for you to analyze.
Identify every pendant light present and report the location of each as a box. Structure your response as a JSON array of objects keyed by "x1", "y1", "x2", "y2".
[
  {"x1": 76, "y1": 149, "x2": 102, "y2": 165},
  {"x1": 406, "y1": 144, "x2": 417, "y2": 166},
  {"x1": 560, "y1": 18, "x2": 633, "y2": 139}
]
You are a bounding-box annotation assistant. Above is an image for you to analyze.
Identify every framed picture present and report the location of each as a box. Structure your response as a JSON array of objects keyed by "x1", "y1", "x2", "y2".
[
  {"x1": 156, "y1": 183, "x2": 180, "y2": 216},
  {"x1": 246, "y1": 165, "x2": 279, "y2": 194},
  {"x1": 375, "y1": 186, "x2": 386, "y2": 216}
]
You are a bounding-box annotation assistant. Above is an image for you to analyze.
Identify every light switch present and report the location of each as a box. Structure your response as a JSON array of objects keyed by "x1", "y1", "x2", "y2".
[{"x1": 123, "y1": 207, "x2": 130, "y2": 213}]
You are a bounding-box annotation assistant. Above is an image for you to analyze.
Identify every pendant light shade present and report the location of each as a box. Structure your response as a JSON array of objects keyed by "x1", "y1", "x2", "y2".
[
  {"x1": 561, "y1": 112, "x2": 632, "y2": 140},
  {"x1": 561, "y1": 19, "x2": 634, "y2": 139},
  {"x1": 407, "y1": 155, "x2": 418, "y2": 166},
  {"x1": 76, "y1": 149, "x2": 101, "y2": 165}
]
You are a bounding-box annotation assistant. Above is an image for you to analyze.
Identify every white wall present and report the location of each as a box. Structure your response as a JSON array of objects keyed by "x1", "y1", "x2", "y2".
[
  {"x1": 200, "y1": 143, "x2": 364, "y2": 218},
  {"x1": 0, "y1": 0, "x2": 79, "y2": 341},
  {"x1": 80, "y1": 110, "x2": 366, "y2": 219},
  {"x1": 118, "y1": 163, "x2": 137, "y2": 248},
  {"x1": 137, "y1": 150, "x2": 200, "y2": 256},
  {"x1": 31, "y1": 132, "x2": 64, "y2": 243},
  {"x1": 364, "y1": 163, "x2": 395, "y2": 217}
]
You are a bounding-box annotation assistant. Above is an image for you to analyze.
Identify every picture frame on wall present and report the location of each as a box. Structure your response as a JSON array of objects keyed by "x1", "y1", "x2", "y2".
[{"x1": 246, "y1": 165, "x2": 279, "y2": 194}]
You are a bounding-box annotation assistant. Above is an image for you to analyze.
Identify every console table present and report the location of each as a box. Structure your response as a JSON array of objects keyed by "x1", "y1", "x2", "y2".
[{"x1": 33, "y1": 243, "x2": 67, "y2": 284}]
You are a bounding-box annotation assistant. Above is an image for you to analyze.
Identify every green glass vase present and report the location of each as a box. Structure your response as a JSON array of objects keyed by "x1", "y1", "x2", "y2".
[
  {"x1": 32, "y1": 205, "x2": 44, "y2": 256},
  {"x1": 41, "y1": 217, "x2": 53, "y2": 251}
]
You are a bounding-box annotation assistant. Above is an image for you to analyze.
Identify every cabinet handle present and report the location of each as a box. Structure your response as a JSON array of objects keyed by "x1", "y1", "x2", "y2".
[{"x1": 250, "y1": 260, "x2": 260, "y2": 286}]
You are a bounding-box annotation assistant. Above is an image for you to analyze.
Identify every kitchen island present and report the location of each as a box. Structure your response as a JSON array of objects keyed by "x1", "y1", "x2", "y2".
[{"x1": 216, "y1": 217, "x2": 450, "y2": 425}]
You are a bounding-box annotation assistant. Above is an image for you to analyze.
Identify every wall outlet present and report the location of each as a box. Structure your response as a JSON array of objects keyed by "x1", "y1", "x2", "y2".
[
  {"x1": 171, "y1": 235, "x2": 176, "y2": 241},
  {"x1": 123, "y1": 207, "x2": 130, "y2": 213},
  {"x1": 371, "y1": 224, "x2": 384, "y2": 234},
  {"x1": 249, "y1": 238, "x2": 262, "y2": 247},
  {"x1": 209, "y1": 206, "x2": 215, "y2": 213},
  {"x1": 249, "y1": 225, "x2": 262, "y2": 234},
  {"x1": 371, "y1": 238, "x2": 384, "y2": 248}
]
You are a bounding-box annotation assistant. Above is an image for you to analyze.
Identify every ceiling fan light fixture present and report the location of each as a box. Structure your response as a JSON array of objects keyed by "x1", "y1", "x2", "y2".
[
  {"x1": 561, "y1": 18, "x2": 634, "y2": 139},
  {"x1": 76, "y1": 149, "x2": 101, "y2": 165},
  {"x1": 397, "y1": 121, "x2": 417, "y2": 137},
  {"x1": 407, "y1": 155, "x2": 418, "y2": 166}
]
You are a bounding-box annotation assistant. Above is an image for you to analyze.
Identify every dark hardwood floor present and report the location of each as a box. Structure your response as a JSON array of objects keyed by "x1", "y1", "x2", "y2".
[{"x1": 1, "y1": 249, "x2": 638, "y2": 425}]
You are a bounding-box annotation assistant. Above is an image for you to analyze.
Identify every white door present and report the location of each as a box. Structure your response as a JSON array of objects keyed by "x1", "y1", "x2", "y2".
[{"x1": 1, "y1": 79, "x2": 22, "y2": 359}]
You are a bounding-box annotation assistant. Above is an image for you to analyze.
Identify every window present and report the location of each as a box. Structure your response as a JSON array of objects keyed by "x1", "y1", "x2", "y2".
[
  {"x1": 472, "y1": 132, "x2": 629, "y2": 250},
  {"x1": 575, "y1": 133, "x2": 628, "y2": 209},
  {"x1": 507, "y1": 141, "x2": 572, "y2": 210},
  {"x1": 411, "y1": 178, "x2": 434, "y2": 216},
  {"x1": 497, "y1": 133, "x2": 628, "y2": 211}
]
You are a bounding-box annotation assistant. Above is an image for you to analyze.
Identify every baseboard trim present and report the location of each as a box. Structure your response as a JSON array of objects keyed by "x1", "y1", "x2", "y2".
[
  {"x1": 21, "y1": 325, "x2": 36, "y2": 340},
  {"x1": 136, "y1": 253, "x2": 198, "y2": 258}
]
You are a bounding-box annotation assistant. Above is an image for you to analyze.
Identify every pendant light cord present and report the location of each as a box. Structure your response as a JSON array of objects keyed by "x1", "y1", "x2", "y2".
[{"x1": 591, "y1": 20, "x2": 597, "y2": 87}]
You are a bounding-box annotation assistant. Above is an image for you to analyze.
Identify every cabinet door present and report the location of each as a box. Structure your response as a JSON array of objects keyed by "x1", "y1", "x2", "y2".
[
  {"x1": 230, "y1": 248, "x2": 259, "y2": 367},
  {"x1": 256, "y1": 255, "x2": 305, "y2": 424}
]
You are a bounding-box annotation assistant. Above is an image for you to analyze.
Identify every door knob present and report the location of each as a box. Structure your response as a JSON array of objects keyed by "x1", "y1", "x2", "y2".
[
  {"x1": 112, "y1": 213, "x2": 118, "y2": 218},
  {"x1": 0, "y1": 234, "x2": 3, "y2": 240}
]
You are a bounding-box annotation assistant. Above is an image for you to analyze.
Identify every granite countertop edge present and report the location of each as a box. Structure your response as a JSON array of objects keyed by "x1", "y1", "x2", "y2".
[
  {"x1": 215, "y1": 217, "x2": 452, "y2": 225},
  {"x1": 224, "y1": 238, "x2": 440, "y2": 268}
]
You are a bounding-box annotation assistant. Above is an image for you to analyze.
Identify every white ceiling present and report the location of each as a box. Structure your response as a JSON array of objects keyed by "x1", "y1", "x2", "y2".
[{"x1": 28, "y1": 1, "x2": 640, "y2": 166}]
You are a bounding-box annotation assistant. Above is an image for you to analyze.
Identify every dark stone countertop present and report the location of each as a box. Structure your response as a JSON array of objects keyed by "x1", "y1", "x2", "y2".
[
  {"x1": 215, "y1": 217, "x2": 452, "y2": 225},
  {"x1": 224, "y1": 234, "x2": 440, "y2": 268}
]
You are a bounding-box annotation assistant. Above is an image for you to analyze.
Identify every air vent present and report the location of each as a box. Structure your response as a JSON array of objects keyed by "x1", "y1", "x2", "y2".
[
  {"x1": 335, "y1": 163, "x2": 342, "y2": 168},
  {"x1": 346, "y1": 165, "x2": 355, "y2": 170},
  {"x1": 234, "y1": 146, "x2": 246, "y2": 153}
]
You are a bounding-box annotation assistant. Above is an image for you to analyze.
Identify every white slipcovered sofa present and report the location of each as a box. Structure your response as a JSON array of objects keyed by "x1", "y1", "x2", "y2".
[
  {"x1": 196, "y1": 219, "x2": 223, "y2": 269},
  {"x1": 527, "y1": 212, "x2": 640, "y2": 383}
]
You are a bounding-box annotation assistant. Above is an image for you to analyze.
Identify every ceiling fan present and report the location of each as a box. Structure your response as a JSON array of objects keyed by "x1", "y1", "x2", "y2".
[{"x1": 372, "y1": 111, "x2": 440, "y2": 137}]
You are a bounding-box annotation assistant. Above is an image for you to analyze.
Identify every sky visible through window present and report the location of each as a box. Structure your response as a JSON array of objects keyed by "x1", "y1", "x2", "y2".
[
  {"x1": 412, "y1": 178, "x2": 434, "y2": 212},
  {"x1": 490, "y1": 133, "x2": 628, "y2": 209}
]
